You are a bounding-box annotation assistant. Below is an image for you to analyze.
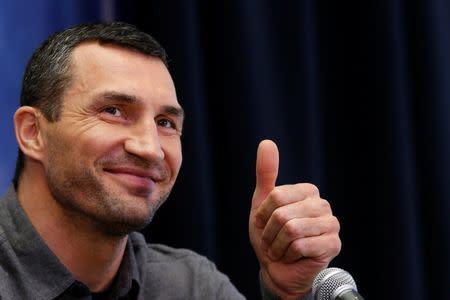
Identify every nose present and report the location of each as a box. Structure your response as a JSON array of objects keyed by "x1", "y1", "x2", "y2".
[{"x1": 124, "y1": 120, "x2": 165, "y2": 162}]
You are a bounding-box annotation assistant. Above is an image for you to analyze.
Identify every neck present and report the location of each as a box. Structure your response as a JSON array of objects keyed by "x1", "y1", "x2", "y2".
[{"x1": 17, "y1": 167, "x2": 127, "y2": 292}]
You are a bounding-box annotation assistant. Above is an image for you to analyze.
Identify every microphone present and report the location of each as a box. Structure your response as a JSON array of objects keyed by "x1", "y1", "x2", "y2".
[{"x1": 312, "y1": 267, "x2": 365, "y2": 300}]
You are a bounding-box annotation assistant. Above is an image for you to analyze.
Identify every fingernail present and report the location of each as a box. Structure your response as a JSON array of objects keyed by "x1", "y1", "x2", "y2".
[{"x1": 254, "y1": 217, "x2": 264, "y2": 228}]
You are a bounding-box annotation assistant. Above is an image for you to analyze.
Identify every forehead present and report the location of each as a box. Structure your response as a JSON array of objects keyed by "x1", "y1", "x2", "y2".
[{"x1": 65, "y1": 42, "x2": 179, "y2": 108}]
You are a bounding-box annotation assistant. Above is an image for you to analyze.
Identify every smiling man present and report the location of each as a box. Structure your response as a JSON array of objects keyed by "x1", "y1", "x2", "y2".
[{"x1": 0, "y1": 22, "x2": 341, "y2": 299}]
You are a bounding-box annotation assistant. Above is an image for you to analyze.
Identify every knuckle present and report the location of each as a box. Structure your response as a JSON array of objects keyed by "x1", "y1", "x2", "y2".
[
  {"x1": 284, "y1": 219, "x2": 301, "y2": 238},
  {"x1": 272, "y1": 208, "x2": 289, "y2": 226},
  {"x1": 327, "y1": 235, "x2": 342, "y2": 256},
  {"x1": 304, "y1": 183, "x2": 320, "y2": 196},
  {"x1": 291, "y1": 239, "x2": 305, "y2": 255},
  {"x1": 319, "y1": 199, "x2": 331, "y2": 213},
  {"x1": 300, "y1": 238, "x2": 311, "y2": 254},
  {"x1": 331, "y1": 216, "x2": 340, "y2": 232},
  {"x1": 323, "y1": 217, "x2": 340, "y2": 236},
  {"x1": 269, "y1": 188, "x2": 285, "y2": 207}
]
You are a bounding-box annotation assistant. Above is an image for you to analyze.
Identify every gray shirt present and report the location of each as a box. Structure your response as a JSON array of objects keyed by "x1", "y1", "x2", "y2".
[
  {"x1": 0, "y1": 186, "x2": 246, "y2": 299},
  {"x1": 0, "y1": 186, "x2": 312, "y2": 300}
]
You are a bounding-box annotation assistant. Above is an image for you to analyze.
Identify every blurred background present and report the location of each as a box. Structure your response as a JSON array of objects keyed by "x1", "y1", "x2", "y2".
[{"x1": 0, "y1": 0, "x2": 448, "y2": 299}]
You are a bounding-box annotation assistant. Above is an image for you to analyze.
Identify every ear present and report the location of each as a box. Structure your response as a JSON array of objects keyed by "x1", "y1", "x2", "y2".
[{"x1": 14, "y1": 106, "x2": 46, "y2": 162}]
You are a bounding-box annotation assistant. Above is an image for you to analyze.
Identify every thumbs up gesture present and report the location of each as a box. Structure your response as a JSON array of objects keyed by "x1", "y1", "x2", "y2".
[{"x1": 249, "y1": 140, "x2": 341, "y2": 299}]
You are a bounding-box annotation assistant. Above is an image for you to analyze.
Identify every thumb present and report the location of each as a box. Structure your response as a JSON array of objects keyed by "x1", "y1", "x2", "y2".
[{"x1": 252, "y1": 139, "x2": 279, "y2": 210}]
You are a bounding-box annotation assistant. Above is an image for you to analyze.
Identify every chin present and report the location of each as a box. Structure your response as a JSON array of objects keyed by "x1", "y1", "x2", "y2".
[
  {"x1": 97, "y1": 213, "x2": 153, "y2": 236},
  {"x1": 92, "y1": 184, "x2": 170, "y2": 235}
]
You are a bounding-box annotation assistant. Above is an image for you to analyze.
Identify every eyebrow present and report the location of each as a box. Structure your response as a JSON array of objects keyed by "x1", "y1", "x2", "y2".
[
  {"x1": 94, "y1": 91, "x2": 140, "y2": 104},
  {"x1": 93, "y1": 90, "x2": 185, "y2": 121}
]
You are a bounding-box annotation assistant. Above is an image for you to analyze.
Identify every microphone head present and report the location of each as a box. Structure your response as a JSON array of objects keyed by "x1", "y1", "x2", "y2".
[{"x1": 312, "y1": 267, "x2": 358, "y2": 300}]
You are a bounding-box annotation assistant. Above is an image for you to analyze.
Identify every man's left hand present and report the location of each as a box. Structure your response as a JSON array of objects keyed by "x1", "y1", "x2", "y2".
[{"x1": 249, "y1": 140, "x2": 341, "y2": 299}]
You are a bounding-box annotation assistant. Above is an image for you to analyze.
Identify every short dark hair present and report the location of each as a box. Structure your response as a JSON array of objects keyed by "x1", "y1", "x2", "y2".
[{"x1": 13, "y1": 22, "x2": 168, "y2": 187}]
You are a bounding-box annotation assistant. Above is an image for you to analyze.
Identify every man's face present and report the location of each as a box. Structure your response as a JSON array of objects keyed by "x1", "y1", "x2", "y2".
[{"x1": 41, "y1": 42, "x2": 183, "y2": 235}]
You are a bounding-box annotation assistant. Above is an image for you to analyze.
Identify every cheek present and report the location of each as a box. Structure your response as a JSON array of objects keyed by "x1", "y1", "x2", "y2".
[
  {"x1": 163, "y1": 138, "x2": 182, "y2": 176},
  {"x1": 50, "y1": 127, "x2": 124, "y2": 166},
  {"x1": 43, "y1": 129, "x2": 76, "y2": 166},
  {"x1": 81, "y1": 136, "x2": 119, "y2": 158}
]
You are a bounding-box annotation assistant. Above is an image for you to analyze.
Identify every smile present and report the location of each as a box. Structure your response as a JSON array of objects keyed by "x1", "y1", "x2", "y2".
[{"x1": 103, "y1": 168, "x2": 157, "y2": 195}]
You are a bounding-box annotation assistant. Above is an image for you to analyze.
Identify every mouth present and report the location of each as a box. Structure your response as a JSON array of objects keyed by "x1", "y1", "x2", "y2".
[{"x1": 103, "y1": 167, "x2": 158, "y2": 196}]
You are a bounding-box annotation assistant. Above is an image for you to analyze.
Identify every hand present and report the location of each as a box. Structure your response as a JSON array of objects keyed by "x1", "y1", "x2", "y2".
[{"x1": 249, "y1": 140, "x2": 341, "y2": 299}]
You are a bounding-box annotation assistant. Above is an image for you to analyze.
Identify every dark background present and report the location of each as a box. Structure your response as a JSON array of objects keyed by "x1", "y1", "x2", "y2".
[
  {"x1": 118, "y1": 1, "x2": 374, "y2": 298},
  {"x1": 0, "y1": 1, "x2": 448, "y2": 299}
]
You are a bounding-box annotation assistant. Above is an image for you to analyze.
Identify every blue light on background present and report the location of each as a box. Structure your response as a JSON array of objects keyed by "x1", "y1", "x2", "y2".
[{"x1": 0, "y1": 1, "x2": 105, "y2": 196}]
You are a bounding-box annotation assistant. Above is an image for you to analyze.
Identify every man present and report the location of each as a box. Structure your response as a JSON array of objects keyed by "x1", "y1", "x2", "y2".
[{"x1": 0, "y1": 22, "x2": 341, "y2": 299}]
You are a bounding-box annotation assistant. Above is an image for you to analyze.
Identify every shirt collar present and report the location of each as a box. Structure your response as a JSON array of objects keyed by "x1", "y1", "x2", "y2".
[{"x1": 111, "y1": 235, "x2": 141, "y2": 297}]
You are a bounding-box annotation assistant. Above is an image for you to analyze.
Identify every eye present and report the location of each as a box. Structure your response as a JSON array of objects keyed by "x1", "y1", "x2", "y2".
[
  {"x1": 157, "y1": 118, "x2": 176, "y2": 129},
  {"x1": 102, "y1": 106, "x2": 122, "y2": 117}
]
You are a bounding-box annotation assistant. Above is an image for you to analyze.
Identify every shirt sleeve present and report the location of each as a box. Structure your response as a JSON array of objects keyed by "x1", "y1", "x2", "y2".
[{"x1": 259, "y1": 272, "x2": 313, "y2": 300}]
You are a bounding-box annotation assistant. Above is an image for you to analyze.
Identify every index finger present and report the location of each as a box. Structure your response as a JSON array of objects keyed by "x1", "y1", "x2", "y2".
[{"x1": 254, "y1": 183, "x2": 320, "y2": 227}]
